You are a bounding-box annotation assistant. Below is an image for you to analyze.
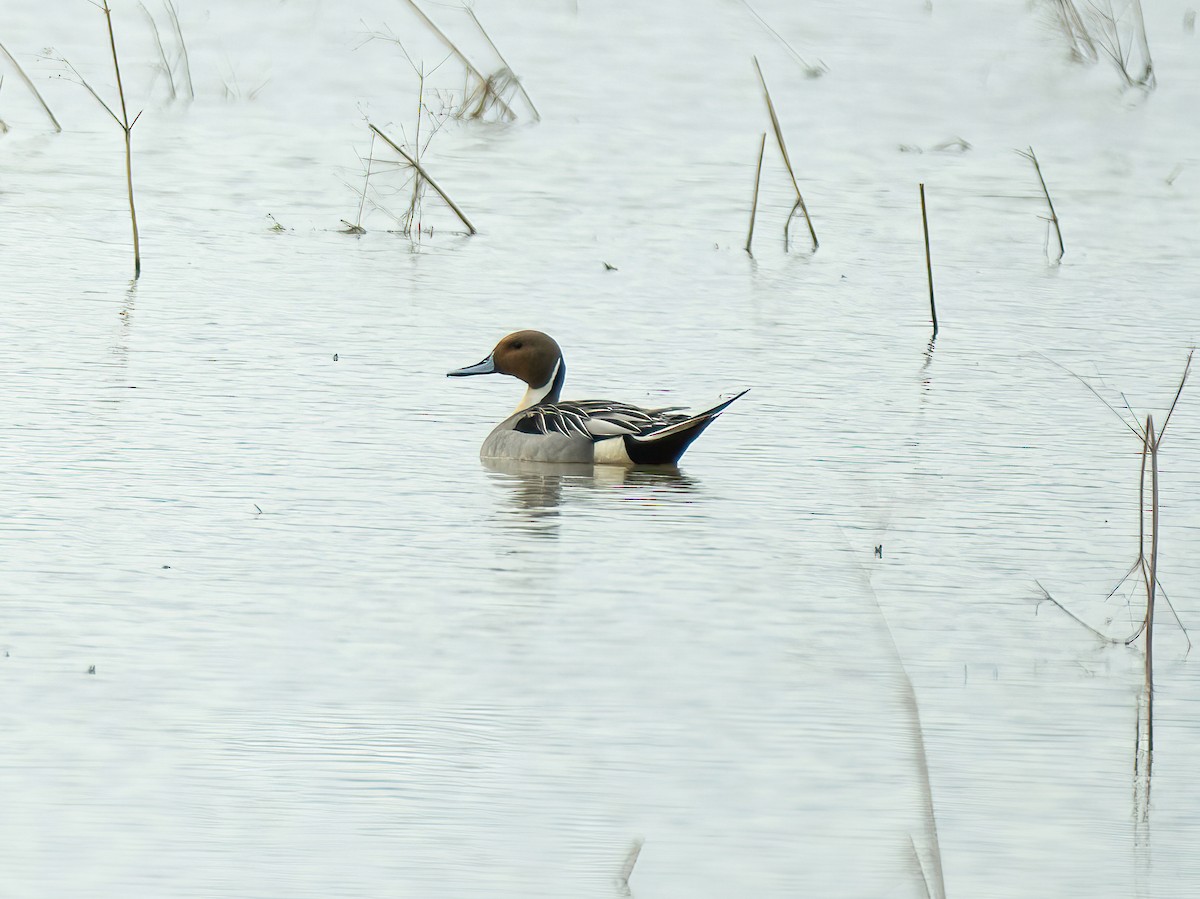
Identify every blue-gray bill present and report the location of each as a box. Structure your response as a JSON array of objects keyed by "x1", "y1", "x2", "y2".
[{"x1": 447, "y1": 356, "x2": 496, "y2": 377}]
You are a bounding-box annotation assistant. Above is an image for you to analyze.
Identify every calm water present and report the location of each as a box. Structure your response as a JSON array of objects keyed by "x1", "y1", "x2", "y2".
[{"x1": 3, "y1": 1, "x2": 1200, "y2": 896}]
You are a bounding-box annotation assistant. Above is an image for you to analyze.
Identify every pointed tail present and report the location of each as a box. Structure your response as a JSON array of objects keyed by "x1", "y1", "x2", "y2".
[{"x1": 623, "y1": 389, "x2": 749, "y2": 465}]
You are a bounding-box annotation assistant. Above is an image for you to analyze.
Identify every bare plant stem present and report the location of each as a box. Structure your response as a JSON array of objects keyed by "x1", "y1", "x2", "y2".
[
  {"x1": 369, "y1": 124, "x2": 476, "y2": 235},
  {"x1": 164, "y1": 0, "x2": 193, "y2": 99},
  {"x1": 0, "y1": 40, "x2": 62, "y2": 131},
  {"x1": 355, "y1": 130, "x2": 376, "y2": 230},
  {"x1": 400, "y1": 0, "x2": 517, "y2": 121},
  {"x1": 745, "y1": 132, "x2": 765, "y2": 255},
  {"x1": 1144, "y1": 414, "x2": 1158, "y2": 741},
  {"x1": 101, "y1": 1, "x2": 141, "y2": 278},
  {"x1": 1040, "y1": 351, "x2": 1192, "y2": 654},
  {"x1": 1130, "y1": 0, "x2": 1155, "y2": 87},
  {"x1": 920, "y1": 183, "x2": 937, "y2": 338},
  {"x1": 464, "y1": 7, "x2": 539, "y2": 121},
  {"x1": 139, "y1": 2, "x2": 176, "y2": 101},
  {"x1": 752, "y1": 55, "x2": 817, "y2": 251},
  {"x1": 409, "y1": 68, "x2": 426, "y2": 234},
  {"x1": 1019, "y1": 146, "x2": 1064, "y2": 261}
]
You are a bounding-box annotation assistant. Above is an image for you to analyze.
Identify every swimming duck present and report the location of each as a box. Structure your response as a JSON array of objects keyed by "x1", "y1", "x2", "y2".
[{"x1": 447, "y1": 330, "x2": 747, "y2": 465}]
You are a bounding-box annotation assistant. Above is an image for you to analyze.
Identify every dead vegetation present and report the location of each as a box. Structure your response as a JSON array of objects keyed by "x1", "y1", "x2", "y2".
[
  {"x1": 0, "y1": 39, "x2": 61, "y2": 131},
  {"x1": 366, "y1": 0, "x2": 539, "y2": 125},
  {"x1": 139, "y1": 0, "x2": 193, "y2": 102},
  {"x1": 747, "y1": 56, "x2": 818, "y2": 253},
  {"x1": 54, "y1": 2, "x2": 143, "y2": 277},
  {"x1": 1017, "y1": 146, "x2": 1065, "y2": 262},
  {"x1": 1045, "y1": 0, "x2": 1155, "y2": 89}
]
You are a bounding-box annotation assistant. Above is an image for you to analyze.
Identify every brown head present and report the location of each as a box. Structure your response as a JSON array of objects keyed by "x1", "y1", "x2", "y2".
[{"x1": 447, "y1": 330, "x2": 566, "y2": 408}]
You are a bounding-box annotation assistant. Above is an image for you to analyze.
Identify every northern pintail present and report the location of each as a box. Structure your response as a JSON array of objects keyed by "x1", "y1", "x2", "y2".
[{"x1": 447, "y1": 330, "x2": 747, "y2": 465}]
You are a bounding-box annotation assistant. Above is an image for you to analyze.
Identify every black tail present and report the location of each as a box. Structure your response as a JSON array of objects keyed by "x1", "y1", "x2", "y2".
[{"x1": 622, "y1": 389, "x2": 749, "y2": 465}]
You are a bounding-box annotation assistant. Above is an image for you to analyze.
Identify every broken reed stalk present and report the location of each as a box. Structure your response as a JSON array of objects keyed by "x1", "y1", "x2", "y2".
[
  {"x1": 139, "y1": 2, "x2": 176, "y2": 101},
  {"x1": 401, "y1": 0, "x2": 517, "y2": 122},
  {"x1": 0, "y1": 40, "x2": 62, "y2": 131},
  {"x1": 1038, "y1": 350, "x2": 1192, "y2": 654},
  {"x1": 752, "y1": 55, "x2": 818, "y2": 251},
  {"x1": 163, "y1": 0, "x2": 193, "y2": 99},
  {"x1": 99, "y1": 1, "x2": 142, "y2": 278},
  {"x1": 1019, "y1": 147, "x2": 1064, "y2": 262},
  {"x1": 1144, "y1": 414, "x2": 1158, "y2": 740},
  {"x1": 745, "y1": 132, "x2": 766, "y2": 255},
  {"x1": 1129, "y1": 0, "x2": 1155, "y2": 87},
  {"x1": 920, "y1": 184, "x2": 937, "y2": 338},
  {"x1": 464, "y1": 7, "x2": 540, "y2": 121},
  {"x1": 369, "y1": 124, "x2": 476, "y2": 235}
]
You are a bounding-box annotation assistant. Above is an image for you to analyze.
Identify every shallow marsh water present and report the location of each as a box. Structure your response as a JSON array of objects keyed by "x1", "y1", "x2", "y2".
[{"x1": 3, "y1": 1, "x2": 1200, "y2": 896}]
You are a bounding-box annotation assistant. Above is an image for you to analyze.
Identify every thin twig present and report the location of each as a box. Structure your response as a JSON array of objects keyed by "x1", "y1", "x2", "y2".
[
  {"x1": 1156, "y1": 348, "x2": 1193, "y2": 445},
  {"x1": 745, "y1": 132, "x2": 765, "y2": 255},
  {"x1": 1034, "y1": 581, "x2": 1122, "y2": 643},
  {"x1": 369, "y1": 124, "x2": 476, "y2": 235},
  {"x1": 1018, "y1": 146, "x2": 1064, "y2": 262},
  {"x1": 920, "y1": 183, "x2": 937, "y2": 338},
  {"x1": 0, "y1": 40, "x2": 62, "y2": 131},
  {"x1": 355, "y1": 129, "x2": 376, "y2": 230},
  {"x1": 752, "y1": 55, "x2": 817, "y2": 251},
  {"x1": 1037, "y1": 353, "x2": 1143, "y2": 438},
  {"x1": 737, "y1": 0, "x2": 823, "y2": 75}
]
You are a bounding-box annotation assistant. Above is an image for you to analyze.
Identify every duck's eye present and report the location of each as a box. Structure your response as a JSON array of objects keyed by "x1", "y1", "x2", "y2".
[{"x1": 512, "y1": 342, "x2": 523, "y2": 350}]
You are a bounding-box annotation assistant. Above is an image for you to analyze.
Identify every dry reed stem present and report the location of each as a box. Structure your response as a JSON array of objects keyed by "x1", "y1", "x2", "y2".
[
  {"x1": 354, "y1": 130, "x2": 376, "y2": 231},
  {"x1": 1039, "y1": 350, "x2": 1193, "y2": 651},
  {"x1": 1144, "y1": 415, "x2": 1158, "y2": 726},
  {"x1": 745, "y1": 132, "x2": 766, "y2": 255},
  {"x1": 920, "y1": 184, "x2": 938, "y2": 338},
  {"x1": 738, "y1": 0, "x2": 824, "y2": 76},
  {"x1": 1129, "y1": 0, "x2": 1155, "y2": 86},
  {"x1": 164, "y1": 0, "x2": 193, "y2": 99},
  {"x1": 464, "y1": 7, "x2": 539, "y2": 121},
  {"x1": 752, "y1": 55, "x2": 818, "y2": 251},
  {"x1": 369, "y1": 123, "x2": 476, "y2": 235},
  {"x1": 1018, "y1": 146, "x2": 1063, "y2": 261},
  {"x1": 400, "y1": 0, "x2": 517, "y2": 122},
  {"x1": 139, "y1": 2, "x2": 175, "y2": 101},
  {"x1": 98, "y1": 1, "x2": 141, "y2": 278},
  {"x1": 0, "y1": 40, "x2": 61, "y2": 131}
]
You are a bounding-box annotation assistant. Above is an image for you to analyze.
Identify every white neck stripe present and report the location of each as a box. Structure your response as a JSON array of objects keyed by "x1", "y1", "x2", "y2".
[{"x1": 515, "y1": 359, "x2": 561, "y2": 412}]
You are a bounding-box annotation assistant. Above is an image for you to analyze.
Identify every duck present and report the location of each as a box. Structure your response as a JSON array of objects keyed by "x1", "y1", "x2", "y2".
[{"x1": 447, "y1": 330, "x2": 748, "y2": 465}]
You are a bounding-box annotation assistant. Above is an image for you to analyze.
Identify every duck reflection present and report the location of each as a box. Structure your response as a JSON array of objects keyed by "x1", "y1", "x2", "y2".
[{"x1": 483, "y1": 457, "x2": 699, "y2": 536}]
